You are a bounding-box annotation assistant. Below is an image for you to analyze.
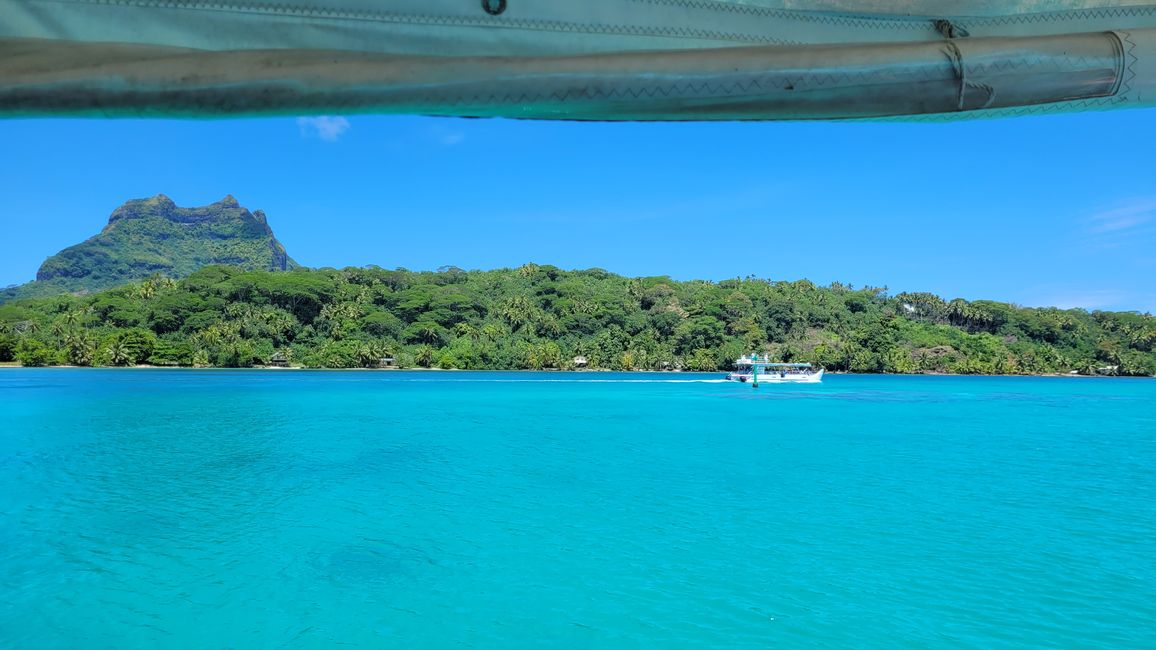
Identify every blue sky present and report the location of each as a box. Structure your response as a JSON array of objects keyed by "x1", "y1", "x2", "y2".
[{"x1": 1, "y1": 110, "x2": 1154, "y2": 313}]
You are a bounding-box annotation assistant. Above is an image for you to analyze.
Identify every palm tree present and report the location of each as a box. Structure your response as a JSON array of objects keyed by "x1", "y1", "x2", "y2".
[
  {"x1": 1096, "y1": 339, "x2": 1123, "y2": 368},
  {"x1": 195, "y1": 327, "x2": 223, "y2": 349},
  {"x1": 313, "y1": 302, "x2": 352, "y2": 340},
  {"x1": 481, "y1": 323, "x2": 505, "y2": 341},
  {"x1": 499, "y1": 296, "x2": 537, "y2": 330},
  {"x1": 524, "y1": 345, "x2": 543, "y2": 370},
  {"x1": 192, "y1": 349, "x2": 211, "y2": 367},
  {"x1": 66, "y1": 333, "x2": 97, "y2": 366},
  {"x1": 1129, "y1": 328, "x2": 1155, "y2": 351},
  {"x1": 946, "y1": 299, "x2": 976, "y2": 328},
  {"x1": 688, "y1": 348, "x2": 716, "y2": 371},
  {"x1": 968, "y1": 305, "x2": 994, "y2": 332},
  {"x1": 137, "y1": 275, "x2": 176, "y2": 300},
  {"x1": 535, "y1": 315, "x2": 562, "y2": 337},
  {"x1": 412, "y1": 321, "x2": 444, "y2": 345},
  {"x1": 454, "y1": 322, "x2": 478, "y2": 340},
  {"x1": 356, "y1": 342, "x2": 386, "y2": 368},
  {"x1": 415, "y1": 345, "x2": 435, "y2": 368},
  {"x1": 540, "y1": 342, "x2": 562, "y2": 368},
  {"x1": 568, "y1": 298, "x2": 596, "y2": 316},
  {"x1": 136, "y1": 281, "x2": 156, "y2": 301},
  {"x1": 107, "y1": 340, "x2": 133, "y2": 366},
  {"x1": 618, "y1": 350, "x2": 636, "y2": 371},
  {"x1": 626, "y1": 279, "x2": 645, "y2": 302},
  {"x1": 61, "y1": 310, "x2": 82, "y2": 328}
]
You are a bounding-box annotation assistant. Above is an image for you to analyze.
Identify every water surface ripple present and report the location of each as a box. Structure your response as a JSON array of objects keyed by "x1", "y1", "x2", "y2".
[{"x1": 2, "y1": 370, "x2": 1154, "y2": 648}]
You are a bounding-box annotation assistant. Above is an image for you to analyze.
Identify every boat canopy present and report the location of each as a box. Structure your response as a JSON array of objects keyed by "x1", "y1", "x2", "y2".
[
  {"x1": 740, "y1": 362, "x2": 814, "y2": 368},
  {"x1": 3, "y1": 1, "x2": 1156, "y2": 121}
]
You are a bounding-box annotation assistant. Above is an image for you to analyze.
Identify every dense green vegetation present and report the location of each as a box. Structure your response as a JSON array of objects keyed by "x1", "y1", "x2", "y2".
[
  {"x1": 1, "y1": 194, "x2": 297, "y2": 303},
  {"x1": 1, "y1": 264, "x2": 1153, "y2": 375}
]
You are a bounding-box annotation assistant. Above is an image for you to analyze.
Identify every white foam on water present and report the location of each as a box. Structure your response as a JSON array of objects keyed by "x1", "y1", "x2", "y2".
[{"x1": 401, "y1": 378, "x2": 731, "y2": 383}]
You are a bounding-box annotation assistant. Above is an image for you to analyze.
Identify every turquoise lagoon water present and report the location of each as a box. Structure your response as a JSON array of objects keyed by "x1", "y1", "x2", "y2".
[{"x1": 1, "y1": 370, "x2": 1154, "y2": 649}]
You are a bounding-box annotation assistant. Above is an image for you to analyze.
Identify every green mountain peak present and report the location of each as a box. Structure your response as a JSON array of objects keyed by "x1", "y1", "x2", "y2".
[{"x1": 4, "y1": 195, "x2": 298, "y2": 302}]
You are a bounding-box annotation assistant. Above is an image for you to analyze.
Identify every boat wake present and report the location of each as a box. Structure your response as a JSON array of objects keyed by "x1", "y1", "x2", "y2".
[{"x1": 402, "y1": 378, "x2": 731, "y2": 383}]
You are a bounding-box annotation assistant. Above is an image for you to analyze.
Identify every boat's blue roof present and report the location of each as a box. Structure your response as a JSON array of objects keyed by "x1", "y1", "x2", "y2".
[{"x1": 739, "y1": 361, "x2": 812, "y2": 367}]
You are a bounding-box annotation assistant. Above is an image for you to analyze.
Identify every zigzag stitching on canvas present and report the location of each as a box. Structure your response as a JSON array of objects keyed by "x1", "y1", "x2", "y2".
[
  {"x1": 956, "y1": 5, "x2": 1156, "y2": 28},
  {"x1": 1119, "y1": 30, "x2": 1138, "y2": 96},
  {"x1": 52, "y1": 0, "x2": 791, "y2": 44},
  {"x1": 629, "y1": 0, "x2": 1156, "y2": 31},
  {"x1": 627, "y1": 0, "x2": 932, "y2": 31},
  {"x1": 886, "y1": 93, "x2": 1126, "y2": 123},
  {"x1": 965, "y1": 52, "x2": 1118, "y2": 76}
]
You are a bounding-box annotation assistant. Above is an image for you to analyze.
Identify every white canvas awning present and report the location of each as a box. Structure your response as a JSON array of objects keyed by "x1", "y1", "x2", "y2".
[{"x1": 2, "y1": 0, "x2": 1155, "y2": 120}]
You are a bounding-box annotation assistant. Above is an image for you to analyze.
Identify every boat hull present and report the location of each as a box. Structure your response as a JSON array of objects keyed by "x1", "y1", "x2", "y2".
[{"x1": 727, "y1": 369, "x2": 824, "y2": 383}]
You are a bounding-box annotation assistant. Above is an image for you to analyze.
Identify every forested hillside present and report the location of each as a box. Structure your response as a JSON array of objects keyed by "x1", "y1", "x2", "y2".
[
  {"x1": 1, "y1": 264, "x2": 1153, "y2": 375},
  {"x1": 0, "y1": 195, "x2": 297, "y2": 303}
]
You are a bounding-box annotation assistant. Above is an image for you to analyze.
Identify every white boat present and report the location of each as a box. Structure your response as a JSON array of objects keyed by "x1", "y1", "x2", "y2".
[{"x1": 726, "y1": 355, "x2": 824, "y2": 384}]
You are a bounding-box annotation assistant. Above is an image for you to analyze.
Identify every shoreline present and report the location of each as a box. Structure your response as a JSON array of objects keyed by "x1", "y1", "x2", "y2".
[{"x1": 0, "y1": 363, "x2": 1148, "y2": 378}]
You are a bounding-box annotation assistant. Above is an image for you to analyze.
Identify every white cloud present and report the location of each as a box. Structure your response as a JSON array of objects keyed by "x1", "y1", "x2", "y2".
[
  {"x1": 1086, "y1": 197, "x2": 1156, "y2": 234},
  {"x1": 380, "y1": 124, "x2": 466, "y2": 152},
  {"x1": 1077, "y1": 197, "x2": 1156, "y2": 258},
  {"x1": 297, "y1": 116, "x2": 351, "y2": 141}
]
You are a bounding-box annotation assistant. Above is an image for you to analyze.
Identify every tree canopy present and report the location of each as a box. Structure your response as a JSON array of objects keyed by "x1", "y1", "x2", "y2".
[{"x1": 1, "y1": 265, "x2": 1152, "y2": 376}]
